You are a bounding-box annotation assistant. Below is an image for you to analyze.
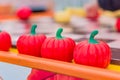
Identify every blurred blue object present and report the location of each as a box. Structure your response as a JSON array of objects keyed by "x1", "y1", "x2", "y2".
[
  {"x1": 54, "y1": 0, "x2": 92, "y2": 11},
  {"x1": 30, "y1": 6, "x2": 47, "y2": 12},
  {"x1": 98, "y1": 0, "x2": 120, "y2": 11},
  {"x1": 0, "y1": 62, "x2": 31, "y2": 80}
]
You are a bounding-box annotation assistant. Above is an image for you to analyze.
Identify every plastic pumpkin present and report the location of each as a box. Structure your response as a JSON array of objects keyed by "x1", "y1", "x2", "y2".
[
  {"x1": 17, "y1": 24, "x2": 46, "y2": 57},
  {"x1": 28, "y1": 28, "x2": 84, "y2": 80},
  {"x1": 73, "y1": 30, "x2": 111, "y2": 68},
  {"x1": 28, "y1": 69, "x2": 82, "y2": 80},
  {"x1": 27, "y1": 69, "x2": 56, "y2": 80},
  {"x1": 41, "y1": 28, "x2": 75, "y2": 62},
  {"x1": 0, "y1": 31, "x2": 11, "y2": 51}
]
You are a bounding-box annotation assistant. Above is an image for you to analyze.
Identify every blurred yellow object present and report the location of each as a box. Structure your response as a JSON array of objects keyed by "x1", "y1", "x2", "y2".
[
  {"x1": 54, "y1": 11, "x2": 71, "y2": 23},
  {"x1": 102, "y1": 11, "x2": 114, "y2": 17},
  {"x1": 65, "y1": 8, "x2": 73, "y2": 15},
  {"x1": 9, "y1": 48, "x2": 18, "y2": 54},
  {"x1": 101, "y1": 10, "x2": 120, "y2": 18},
  {"x1": 65, "y1": 7, "x2": 86, "y2": 17},
  {"x1": 114, "y1": 10, "x2": 120, "y2": 17},
  {"x1": 73, "y1": 8, "x2": 86, "y2": 17},
  {"x1": 108, "y1": 64, "x2": 120, "y2": 72}
]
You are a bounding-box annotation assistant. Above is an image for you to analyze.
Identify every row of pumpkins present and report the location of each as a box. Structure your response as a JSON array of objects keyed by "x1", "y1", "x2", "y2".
[{"x1": 0, "y1": 24, "x2": 111, "y2": 68}]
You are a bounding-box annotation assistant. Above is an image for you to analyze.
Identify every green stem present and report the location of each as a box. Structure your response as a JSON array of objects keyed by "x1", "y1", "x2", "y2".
[
  {"x1": 31, "y1": 24, "x2": 37, "y2": 35},
  {"x1": 56, "y1": 28, "x2": 63, "y2": 39},
  {"x1": 89, "y1": 30, "x2": 99, "y2": 44}
]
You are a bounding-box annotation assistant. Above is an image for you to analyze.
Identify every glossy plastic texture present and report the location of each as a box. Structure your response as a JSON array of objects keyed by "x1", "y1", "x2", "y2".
[
  {"x1": 17, "y1": 24, "x2": 46, "y2": 57},
  {"x1": 73, "y1": 30, "x2": 111, "y2": 68},
  {"x1": 28, "y1": 69, "x2": 82, "y2": 80},
  {"x1": 0, "y1": 31, "x2": 11, "y2": 51},
  {"x1": 16, "y1": 7, "x2": 32, "y2": 20},
  {"x1": 41, "y1": 28, "x2": 75, "y2": 62},
  {"x1": 116, "y1": 18, "x2": 120, "y2": 32}
]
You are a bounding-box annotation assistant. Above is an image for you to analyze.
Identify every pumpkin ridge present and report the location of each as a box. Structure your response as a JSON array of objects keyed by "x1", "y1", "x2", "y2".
[
  {"x1": 33, "y1": 36, "x2": 38, "y2": 55},
  {"x1": 19, "y1": 36, "x2": 28, "y2": 54},
  {"x1": 96, "y1": 44, "x2": 104, "y2": 67},
  {"x1": 43, "y1": 38, "x2": 51, "y2": 48},
  {"x1": 39, "y1": 36, "x2": 46, "y2": 53},
  {"x1": 74, "y1": 46, "x2": 81, "y2": 63},
  {"x1": 80, "y1": 45, "x2": 88, "y2": 64},
  {"x1": 37, "y1": 37, "x2": 42, "y2": 55},
  {"x1": 60, "y1": 39, "x2": 66, "y2": 61},
  {"x1": 87, "y1": 44, "x2": 90, "y2": 66},
  {"x1": 42, "y1": 38, "x2": 53, "y2": 58},
  {"x1": 77, "y1": 41, "x2": 87, "y2": 49},
  {"x1": 74, "y1": 41, "x2": 86, "y2": 60},
  {"x1": 66, "y1": 38, "x2": 74, "y2": 62},
  {"x1": 101, "y1": 42, "x2": 111, "y2": 68},
  {"x1": 101, "y1": 44, "x2": 107, "y2": 68},
  {"x1": 0, "y1": 32, "x2": 11, "y2": 51},
  {"x1": 64, "y1": 38, "x2": 71, "y2": 49},
  {"x1": 26, "y1": 36, "x2": 33, "y2": 55},
  {"x1": 52, "y1": 39, "x2": 55, "y2": 59},
  {"x1": 44, "y1": 38, "x2": 53, "y2": 58},
  {"x1": 18, "y1": 35, "x2": 27, "y2": 49},
  {"x1": 93, "y1": 44, "x2": 99, "y2": 67},
  {"x1": 107, "y1": 44, "x2": 111, "y2": 67},
  {"x1": 67, "y1": 38, "x2": 75, "y2": 48},
  {"x1": 76, "y1": 44, "x2": 86, "y2": 64},
  {"x1": 41, "y1": 39, "x2": 47, "y2": 57},
  {"x1": 17, "y1": 35, "x2": 25, "y2": 45}
]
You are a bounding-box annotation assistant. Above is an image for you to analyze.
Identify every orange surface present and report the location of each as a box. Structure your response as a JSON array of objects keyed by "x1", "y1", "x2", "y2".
[
  {"x1": 0, "y1": 10, "x2": 54, "y2": 20},
  {"x1": 0, "y1": 51, "x2": 120, "y2": 80}
]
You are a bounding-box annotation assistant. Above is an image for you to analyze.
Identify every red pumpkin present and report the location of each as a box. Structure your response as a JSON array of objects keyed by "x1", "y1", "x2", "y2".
[
  {"x1": 115, "y1": 18, "x2": 120, "y2": 32},
  {"x1": 73, "y1": 30, "x2": 111, "y2": 68},
  {"x1": 41, "y1": 28, "x2": 75, "y2": 62},
  {"x1": 27, "y1": 69, "x2": 55, "y2": 80},
  {"x1": 27, "y1": 69, "x2": 83, "y2": 80},
  {"x1": 16, "y1": 6, "x2": 32, "y2": 20},
  {"x1": 0, "y1": 31, "x2": 11, "y2": 51},
  {"x1": 17, "y1": 24, "x2": 46, "y2": 57}
]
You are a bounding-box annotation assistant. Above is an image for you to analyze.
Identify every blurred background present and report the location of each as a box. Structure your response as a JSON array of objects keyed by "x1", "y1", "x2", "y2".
[{"x1": 0, "y1": 0, "x2": 93, "y2": 13}]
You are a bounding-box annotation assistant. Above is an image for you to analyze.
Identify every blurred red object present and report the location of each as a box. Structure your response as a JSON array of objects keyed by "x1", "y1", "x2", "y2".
[
  {"x1": 27, "y1": 69, "x2": 83, "y2": 80},
  {"x1": 27, "y1": 69, "x2": 56, "y2": 80},
  {"x1": 116, "y1": 18, "x2": 120, "y2": 32},
  {"x1": 84, "y1": 3, "x2": 100, "y2": 21},
  {"x1": 16, "y1": 7, "x2": 32, "y2": 20}
]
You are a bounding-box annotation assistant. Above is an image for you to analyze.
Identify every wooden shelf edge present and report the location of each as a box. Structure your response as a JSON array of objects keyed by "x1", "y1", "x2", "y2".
[{"x1": 0, "y1": 51, "x2": 120, "y2": 80}]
